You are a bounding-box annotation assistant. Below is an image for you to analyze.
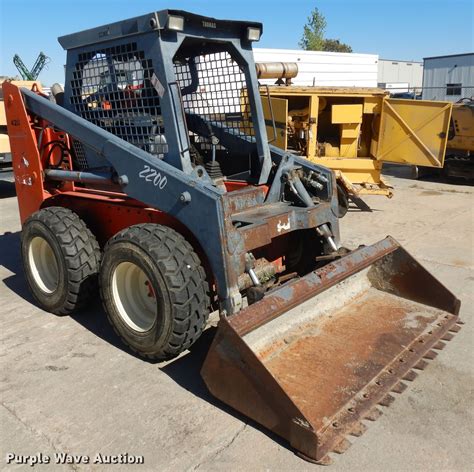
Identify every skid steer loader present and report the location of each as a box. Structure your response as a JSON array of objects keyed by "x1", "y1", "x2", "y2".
[{"x1": 3, "y1": 10, "x2": 461, "y2": 464}]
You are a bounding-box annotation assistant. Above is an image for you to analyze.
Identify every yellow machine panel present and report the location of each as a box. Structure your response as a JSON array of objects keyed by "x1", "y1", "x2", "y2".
[
  {"x1": 332, "y1": 104, "x2": 363, "y2": 124},
  {"x1": 260, "y1": 94, "x2": 287, "y2": 150},
  {"x1": 377, "y1": 99, "x2": 452, "y2": 167}
]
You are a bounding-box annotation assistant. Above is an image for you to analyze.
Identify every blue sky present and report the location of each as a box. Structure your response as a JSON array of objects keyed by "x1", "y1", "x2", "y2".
[{"x1": 1, "y1": 0, "x2": 473, "y2": 85}]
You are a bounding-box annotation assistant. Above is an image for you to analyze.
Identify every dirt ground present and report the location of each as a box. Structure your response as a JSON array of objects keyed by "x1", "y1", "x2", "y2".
[{"x1": 1, "y1": 167, "x2": 473, "y2": 471}]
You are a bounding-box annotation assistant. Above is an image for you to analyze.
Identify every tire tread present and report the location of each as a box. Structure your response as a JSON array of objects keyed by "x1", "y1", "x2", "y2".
[
  {"x1": 103, "y1": 224, "x2": 210, "y2": 360},
  {"x1": 23, "y1": 207, "x2": 100, "y2": 314}
]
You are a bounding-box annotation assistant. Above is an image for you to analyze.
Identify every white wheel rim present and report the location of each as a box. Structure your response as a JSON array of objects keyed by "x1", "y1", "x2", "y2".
[
  {"x1": 28, "y1": 236, "x2": 59, "y2": 293},
  {"x1": 111, "y1": 261, "x2": 157, "y2": 332}
]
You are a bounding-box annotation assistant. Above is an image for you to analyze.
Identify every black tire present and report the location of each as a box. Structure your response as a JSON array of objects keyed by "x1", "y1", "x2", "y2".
[
  {"x1": 99, "y1": 224, "x2": 210, "y2": 361},
  {"x1": 21, "y1": 207, "x2": 101, "y2": 315},
  {"x1": 336, "y1": 184, "x2": 349, "y2": 218}
]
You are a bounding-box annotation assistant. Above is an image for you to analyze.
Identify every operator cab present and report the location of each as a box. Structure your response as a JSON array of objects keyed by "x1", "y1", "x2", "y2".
[{"x1": 60, "y1": 10, "x2": 271, "y2": 185}]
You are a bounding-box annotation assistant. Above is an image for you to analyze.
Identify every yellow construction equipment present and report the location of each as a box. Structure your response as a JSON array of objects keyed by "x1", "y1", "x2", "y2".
[
  {"x1": 258, "y1": 68, "x2": 452, "y2": 216},
  {"x1": 413, "y1": 98, "x2": 474, "y2": 180},
  {"x1": 444, "y1": 98, "x2": 474, "y2": 179}
]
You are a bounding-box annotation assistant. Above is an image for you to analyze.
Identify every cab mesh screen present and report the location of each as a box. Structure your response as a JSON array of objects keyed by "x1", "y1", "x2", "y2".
[
  {"x1": 174, "y1": 51, "x2": 254, "y2": 152},
  {"x1": 70, "y1": 42, "x2": 167, "y2": 158}
]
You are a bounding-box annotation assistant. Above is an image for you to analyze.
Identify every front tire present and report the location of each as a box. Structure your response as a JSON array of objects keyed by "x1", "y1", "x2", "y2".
[
  {"x1": 21, "y1": 207, "x2": 101, "y2": 315},
  {"x1": 99, "y1": 224, "x2": 210, "y2": 361}
]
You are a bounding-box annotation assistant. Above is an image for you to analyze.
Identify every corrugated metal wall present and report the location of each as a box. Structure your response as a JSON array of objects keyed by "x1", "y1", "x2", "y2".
[
  {"x1": 253, "y1": 48, "x2": 378, "y2": 87},
  {"x1": 377, "y1": 60, "x2": 424, "y2": 90},
  {"x1": 422, "y1": 54, "x2": 474, "y2": 102}
]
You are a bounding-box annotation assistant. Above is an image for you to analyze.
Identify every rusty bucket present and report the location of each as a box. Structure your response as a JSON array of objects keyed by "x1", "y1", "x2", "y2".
[{"x1": 201, "y1": 237, "x2": 461, "y2": 463}]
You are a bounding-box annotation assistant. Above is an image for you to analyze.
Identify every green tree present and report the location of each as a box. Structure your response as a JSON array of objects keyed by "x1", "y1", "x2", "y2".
[
  {"x1": 322, "y1": 39, "x2": 353, "y2": 53},
  {"x1": 298, "y1": 7, "x2": 327, "y2": 51},
  {"x1": 299, "y1": 7, "x2": 353, "y2": 53}
]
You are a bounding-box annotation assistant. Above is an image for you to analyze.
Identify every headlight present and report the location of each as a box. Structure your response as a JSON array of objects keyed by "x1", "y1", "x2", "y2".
[
  {"x1": 247, "y1": 27, "x2": 261, "y2": 42},
  {"x1": 168, "y1": 15, "x2": 184, "y2": 31}
]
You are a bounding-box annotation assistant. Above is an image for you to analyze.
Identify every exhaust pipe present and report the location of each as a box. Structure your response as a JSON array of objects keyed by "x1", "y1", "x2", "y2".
[{"x1": 256, "y1": 62, "x2": 298, "y2": 85}]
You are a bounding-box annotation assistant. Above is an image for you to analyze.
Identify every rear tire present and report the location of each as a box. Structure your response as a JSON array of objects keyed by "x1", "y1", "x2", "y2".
[
  {"x1": 21, "y1": 207, "x2": 101, "y2": 315},
  {"x1": 336, "y1": 184, "x2": 349, "y2": 218},
  {"x1": 99, "y1": 224, "x2": 210, "y2": 361}
]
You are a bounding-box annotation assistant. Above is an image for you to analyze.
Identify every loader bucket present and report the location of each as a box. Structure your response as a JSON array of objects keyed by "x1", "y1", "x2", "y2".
[{"x1": 201, "y1": 236, "x2": 461, "y2": 464}]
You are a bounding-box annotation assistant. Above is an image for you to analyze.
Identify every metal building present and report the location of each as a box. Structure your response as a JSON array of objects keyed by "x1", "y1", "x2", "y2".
[
  {"x1": 377, "y1": 59, "x2": 423, "y2": 92},
  {"x1": 422, "y1": 53, "x2": 474, "y2": 102},
  {"x1": 253, "y1": 48, "x2": 378, "y2": 87}
]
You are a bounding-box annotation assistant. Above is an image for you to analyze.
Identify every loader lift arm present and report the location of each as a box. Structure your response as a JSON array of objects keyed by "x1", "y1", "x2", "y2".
[{"x1": 10, "y1": 84, "x2": 338, "y2": 314}]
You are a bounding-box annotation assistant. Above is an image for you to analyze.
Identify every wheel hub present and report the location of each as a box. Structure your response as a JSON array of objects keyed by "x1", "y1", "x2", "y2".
[
  {"x1": 111, "y1": 261, "x2": 157, "y2": 332},
  {"x1": 28, "y1": 236, "x2": 59, "y2": 293}
]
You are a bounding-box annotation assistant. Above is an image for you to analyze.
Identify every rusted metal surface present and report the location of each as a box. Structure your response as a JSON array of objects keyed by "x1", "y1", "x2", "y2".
[
  {"x1": 237, "y1": 258, "x2": 279, "y2": 291},
  {"x1": 233, "y1": 202, "x2": 337, "y2": 249},
  {"x1": 223, "y1": 185, "x2": 267, "y2": 214},
  {"x1": 230, "y1": 237, "x2": 399, "y2": 336},
  {"x1": 201, "y1": 237, "x2": 461, "y2": 463},
  {"x1": 256, "y1": 62, "x2": 298, "y2": 80},
  {"x1": 218, "y1": 176, "x2": 340, "y2": 314}
]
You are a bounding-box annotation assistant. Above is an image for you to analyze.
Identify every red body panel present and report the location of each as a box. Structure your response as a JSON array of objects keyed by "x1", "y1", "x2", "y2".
[{"x1": 3, "y1": 82, "x2": 50, "y2": 222}]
